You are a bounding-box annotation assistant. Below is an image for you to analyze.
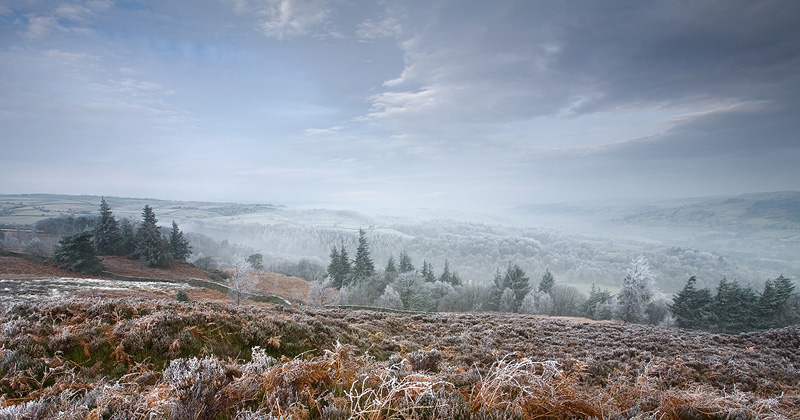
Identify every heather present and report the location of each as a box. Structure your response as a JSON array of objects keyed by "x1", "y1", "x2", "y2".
[{"x1": 1, "y1": 298, "x2": 798, "y2": 419}]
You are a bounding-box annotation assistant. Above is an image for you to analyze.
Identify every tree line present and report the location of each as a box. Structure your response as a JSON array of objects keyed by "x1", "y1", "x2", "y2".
[
  {"x1": 49, "y1": 199, "x2": 191, "y2": 274},
  {"x1": 319, "y1": 230, "x2": 799, "y2": 333}
]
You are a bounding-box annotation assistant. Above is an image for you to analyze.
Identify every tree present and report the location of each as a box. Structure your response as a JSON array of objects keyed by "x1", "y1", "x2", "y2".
[
  {"x1": 307, "y1": 278, "x2": 337, "y2": 307},
  {"x1": 375, "y1": 285, "x2": 403, "y2": 310},
  {"x1": 758, "y1": 275, "x2": 797, "y2": 329},
  {"x1": 398, "y1": 251, "x2": 415, "y2": 273},
  {"x1": 550, "y1": 285, "x2": 586, "y2": 317},
  {"x1": 246, "y1": 253, "x2": 264, "y2": 270},
  {"x1": 500, "y1": 263, "x2": 530, "y2": 310},
  {"x1": 352, "y1": 229, "x2": 375, "y2": 280},
  {"x1": 53, "y1": 231, "x2": 103, "y2": 275},
  {"x1": 327, "y1": 243, "x2": 351, "y2": 289},
  {"x1": 229, "y1": 256, "x2": 257, "y2": 306},
  {"x1": 93, "y1": 198, "x2": 122, "y2": 255},
  {"x1": 391, "y1": 272, "x2": 434, "y2": 311},
  {"x1": 421, "y1": 261, "x2": 436, "y2": 283},
  {"x1": 439, "y1": 259, "x2": 452, "y2": 283},
  {"x1": 617, "y1": 256, "x2": 656, "y2": 323},
  {"x1": 670, "y1": 276, "x2": 713, "y2": 330},
  {"x1": 499, "y1": 288, "x2": 517, "y2": 313},
  {"x1": 134, "y1": 206, "x2": 170, "y2": 267},
  {"x1": 539, "y1": 269, "x2": 555, "y2": 294},
  {"x1": 584, "y1": 283, "x2": 614, "y2": 320},
  {"x1": 119, "y1": 218, "x2": 137, "y2": 256},
  {"x1": 713, "y1": 277, "x2": 757, "y2": 334},
  {"x1": 169, "y1": 221, "x2": 192, "y2": 261}
]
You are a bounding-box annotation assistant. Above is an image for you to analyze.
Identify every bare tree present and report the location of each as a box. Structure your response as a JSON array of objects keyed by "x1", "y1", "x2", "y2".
[
  {"x1": 229, "y1": 255, "x2": 257, "y2": 305},
  {"x1": 307, "y1": 277, "x2": 337, "y2": 306}
]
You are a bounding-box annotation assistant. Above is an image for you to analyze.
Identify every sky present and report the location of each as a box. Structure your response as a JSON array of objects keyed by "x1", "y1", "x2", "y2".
[{"x1": 1, "y1": 0, "x2": 799, "y2": 214}]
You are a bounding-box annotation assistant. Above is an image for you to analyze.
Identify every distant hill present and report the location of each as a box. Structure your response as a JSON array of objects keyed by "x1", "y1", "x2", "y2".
[{"x1": 619, "y1": 191, "x2": 800, "y2": 231}]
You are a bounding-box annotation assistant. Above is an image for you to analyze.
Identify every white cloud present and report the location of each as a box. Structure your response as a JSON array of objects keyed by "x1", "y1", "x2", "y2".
[
  {"x1": 356, "y1": 17, "x2": 402, "y2": 40},
  {"x1": 229, "y1": 0, "x2": 334, "y2": 39}
]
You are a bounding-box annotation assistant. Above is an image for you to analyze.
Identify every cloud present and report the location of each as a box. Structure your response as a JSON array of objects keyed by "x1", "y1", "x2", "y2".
[
  {"x1": 229, "y1": 0, "x2": 335, "y2": 39},
  {"x1": 356, "y1": 16, "x2": 402, "y2": 40}
]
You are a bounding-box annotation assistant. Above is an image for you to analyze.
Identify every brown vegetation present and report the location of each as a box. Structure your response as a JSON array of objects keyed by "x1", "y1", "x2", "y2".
[{"x1": 1, "y1": 296, "x2": 797, "y2": 419}]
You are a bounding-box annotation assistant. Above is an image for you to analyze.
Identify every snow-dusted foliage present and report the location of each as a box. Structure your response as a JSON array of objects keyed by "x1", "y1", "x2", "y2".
[
  {"x1": 617, "y1": 256, "x2": 657, "y2": 323},
  {"x1": 375, "y1": 285, "x2": 403, "y2": 310}
]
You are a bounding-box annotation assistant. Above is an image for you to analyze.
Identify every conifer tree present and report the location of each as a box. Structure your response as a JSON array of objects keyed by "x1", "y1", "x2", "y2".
[
  {"x1": 584, "y1": 283, "x2": 614, "y2": 320},
  {"x1": 53, "y1": 231, "x2": 103, "y2": 274},
  {"x1": 439, "y1": 259, "x2": 452, "y2": 284},
  {"x1": 93, "y1": 198, "x2": 122, "y2": 255},
  {"x1": 352, "y1": 229, "x2": 375, "y2": 280},
  {"x1": 119, "y1": 218, "x2": 137, "y2": 256},
  {"x1": 713, "y1": 277, "x2": 757, "y2": 334},
  {"x1": 398, "y1": 251, "x2": 415, "y2": 273},
  {"x1": 169, "y1": 221, "x2": 192, "y2": 261},
  {"x1": 670, "y1": 276, "x2": 713, "y2": 330},
  {"x1": 502, "y1": 263, "x2": 531, "y2": 309},
  {"x1": 757, "y1": 275, "x2": 796, "y2": 329},
  {"x1": 135, "y1": 205, "x2": 170, "y2": 267},
  {"x1": 539, "y1": 269, "x2": 555, "y2": 294},
  {"x1": 385, "y1": 255, "x2": 398, "y2": 282},
  {"x1": 421, "y1": 260, "x2": 436, "y2": 282}
]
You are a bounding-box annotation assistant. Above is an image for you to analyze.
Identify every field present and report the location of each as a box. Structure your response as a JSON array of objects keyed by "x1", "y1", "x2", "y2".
[{"x1": 1, "y1": 292, "x2": 798, "y2": 419}]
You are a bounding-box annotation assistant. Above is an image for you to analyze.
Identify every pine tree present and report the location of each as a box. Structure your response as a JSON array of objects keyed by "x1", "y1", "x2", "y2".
[
  {"x1": 670, "y1": 276, "x2": 713, "y2": 330},
  {"x1": 398, "y1": 251, "x2": 415, "y2": 273},
  {"x1": 539, "y1": 269, "x2": 555, "y2": 294},
  {"x1": 119, "y1": 218, "x2": 137, "y2": 256},
  {"x1": 713, "y1": 277, "x2": 757, "y2": 334},
  {"x1": 169, "y1": 221, "x2": 192, "y2": 261},
  {"x1": 385, "y1": 255, "x2": 398, "y2": 282},
  {"x1": 439, "y1": 259, "x2": 452, "y2": 284},
  {"x1": 327, "y1": 241, "x2": 351, "y2": 288},
  {"x1": 352, "y1": 229, "x2": 375, "y2": 280},
  {"x1": 338, "y1": 240, "x2": 352, "y2": 285},
  {"x1": 584, "y1": 283, "x2": 614, "y2": 320},
  {"x1": 134, "y1": 205, "x2": 170, "y2": 268},
  {"x1": 93, "y1": 198, "x2": 122, "y2": 255},
  {"x1": 502, "y1": 263, "x2": 530, "y2": 310},
  {"x1": 53, "y1": 231, "x2": 103, "y2": 274},
  {"x1": 421, "y1": 260, "x2": 436, "y2": 282},
  {"x1": 757, "y1": 275, "x2": 796, "y2": 329}
]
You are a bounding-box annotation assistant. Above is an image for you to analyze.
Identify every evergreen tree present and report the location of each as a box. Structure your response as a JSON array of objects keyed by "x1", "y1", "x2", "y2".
[
  {"x1": 93, "y1": 198, "x2": 122, "y2": 255},
  {"x1": 53, "y1": 231, "x2": 103, "y2": 274},
  {"x1": 327, "y1": 242, "x2": 351, "y2": 288},
  {"x1": 757, "y1": 275, "x2": 796, "y2": 329},
  {"x1": 713, "y1": 277, "x2": 757, "y2": 334},
  {"x1": 352, "y1": 229, "x2": 375, "y2": 280},
  {"x1": 169, "y1": 221, "x2": 192, "y2": 261},
  {"x1": 385, "y1": 255, "x2": 398, "y2": 282},
  {"x1": 617, "y1": 256, "x2": 656, "y2": 324},
  {"x1": 398, "y1": 251, "x2": 415, "y2": 273},
  {"x1": 246, "y1": 253, "x2": 264, "y2": 270},
  {"x1": 670, "y1": 276, "x2": 713, "y2": 330},
  {"x1": 134, "y1": 205, "x2": 170, "y2": 268},
  {"x1": 502, "y1": 263, "x2": 530, "y2": 310},
  {"x1": 119, "y1": 218, "x2": 137, "y2": 256},
  {"x1": 421, "y1": 260, "x2": 436, "y2": 282},
  {"x1": 439, "y1": 259, "x2": 452, "y2": 284},
  {"x1": 584, "y1": 283, "x2": 614, "y2": 319},
  {"x1": 539, "y1": 269, "x2": 555, "y2": 294}
]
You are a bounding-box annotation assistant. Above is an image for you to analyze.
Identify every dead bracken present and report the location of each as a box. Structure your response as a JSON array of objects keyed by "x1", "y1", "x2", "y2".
[{"x1": 0, "y1": 297, "x2": 798, "y2": 419}]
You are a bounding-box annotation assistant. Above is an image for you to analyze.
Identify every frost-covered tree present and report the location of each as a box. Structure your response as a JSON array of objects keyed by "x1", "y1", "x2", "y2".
[
  {"x1": 758, "y1": 275, "x2": 797, "y2": 329},
  {"x1": 53, "y1": 231, "x2": 103, "y2": 275},
  {"x1": 617, "y1": 256, "x2": 656, "y2": 323},
  {"x1": 539, "y1": 269, "x2": 555, "y2": 294},
  {"x1": 421, "y1": 260, "x2": 436, "y2": 283},
  {"x1": 550, "y1": 284, "x2": 586, "y2": 317},
  {"x1": 352, "y1": 229, "x2": 375, "y2": 280},
  {"x1": 375, "y1": 285, "x2": 403, "y2": 310},
  {"x1": 520, "y1": 290, "x2": 554, "y2": 315},
  {"x1": 169, "y1": 221, "x2": 192, "y2": 261},
  {"x1": 93, "y1": 198, "x2": 121, "y2": 255},
  {"x1": 229, "y1": 256, "x2": 257, "y2": 306},
  {"x1": 391, "y1": 272, "x2": 433, "y2": 311},
  {"x1": 499, "y1": 288, "x2": 517, "y2": 313},
  {"x1": 499, "y1": 263, "x2": 530, "y2": 309},
  {"x1": 307, "y1": 277, "x2": 336, "y2": 307},
  {"x1": 398, "y1": 250, "x2": 415, "y2": 273},
  {"x1": 385, "y1": 255, "x2": 398, "y2": 282},
  {"x1": 134, "y1": 205, "x2": 170, "y2": 267}
]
